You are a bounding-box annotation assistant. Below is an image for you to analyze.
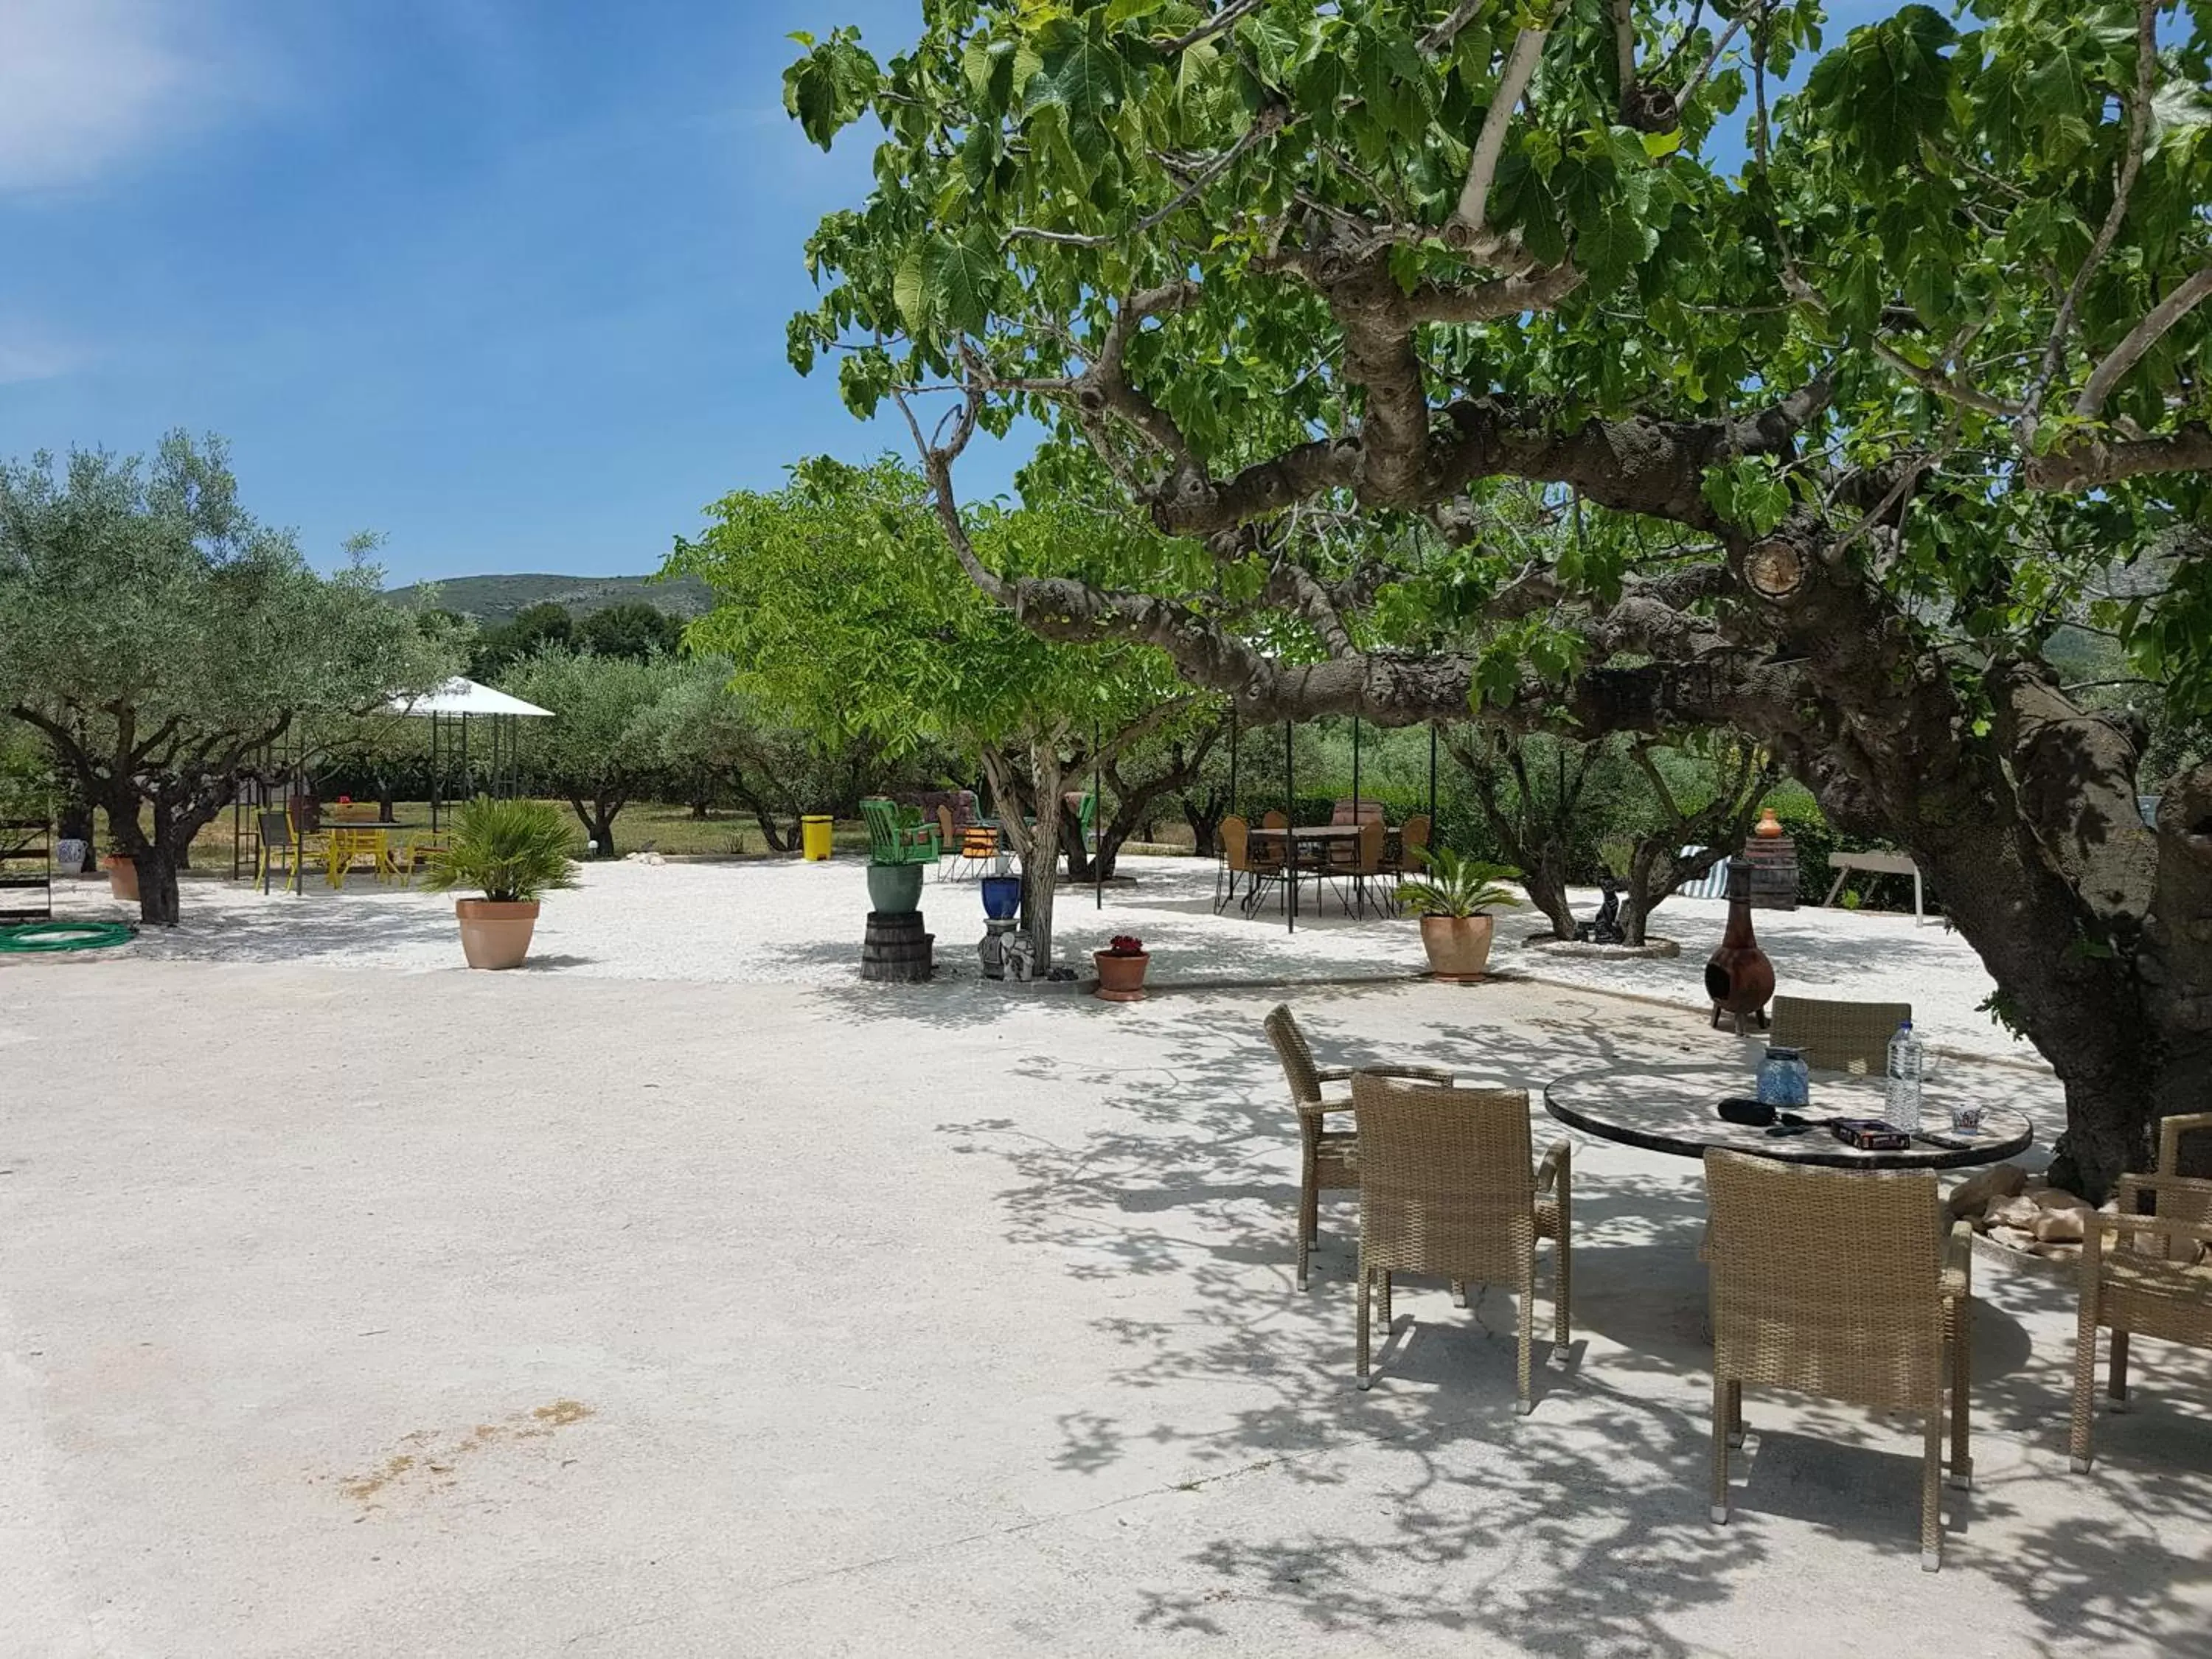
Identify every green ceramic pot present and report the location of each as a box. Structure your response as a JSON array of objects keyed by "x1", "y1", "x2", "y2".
[{"x1": 866, "y1": 861, "x2": 925, "y2": 914}]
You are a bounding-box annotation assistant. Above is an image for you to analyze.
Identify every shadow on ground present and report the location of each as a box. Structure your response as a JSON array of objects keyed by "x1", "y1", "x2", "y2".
[{"x1": 936, "y1": 989, "x2": 2205, "y2": 1656}]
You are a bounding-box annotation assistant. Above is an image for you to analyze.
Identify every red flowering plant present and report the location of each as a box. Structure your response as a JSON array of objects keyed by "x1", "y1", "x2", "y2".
[{"x1": 1103, "y1": 934, "x2": 1145, "y2": 957}]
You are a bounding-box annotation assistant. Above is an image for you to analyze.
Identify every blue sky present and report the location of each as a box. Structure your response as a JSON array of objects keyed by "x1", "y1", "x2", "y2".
[
  {"x1": 0, "y1": 0, "x2": 1028, "y2": 585},
  {"x1": 0, "y1": 3, "x2": 1905, "y2": 589}
]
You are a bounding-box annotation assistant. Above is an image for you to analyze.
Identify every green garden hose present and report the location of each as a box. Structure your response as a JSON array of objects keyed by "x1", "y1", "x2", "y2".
[{"x1": 0, "y1": 921, "x2": 136, "y2": 953}]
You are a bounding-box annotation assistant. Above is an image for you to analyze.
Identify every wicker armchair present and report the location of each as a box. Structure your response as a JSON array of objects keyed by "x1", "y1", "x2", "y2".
[
  {"x1": 1218, "y1": 815, "x2": 1282, "y2": 915},
  {"x1": 1262, "y1": 1005, "x2": 1451, "y2": 1290},
  {"x1": 1767, "y1": 996, "x2": 1913, "y2": 1074},
  {"x1": 1381, "y1": 813, "x2": 1431, "y2": 882},
  {"x1": 2158, "y1": 1110, "x2": 2212, "y2": 1189},
  {"x1": 1703, "y1": 1150, "x2": 1972, "y2": 1571},
  {"x1": 2069, "y1": 1148, "x2": 2212, "y2": 1472},
  {"x1": 1348, "y1": 1074, "x2": 1571, "y2": 1413}
]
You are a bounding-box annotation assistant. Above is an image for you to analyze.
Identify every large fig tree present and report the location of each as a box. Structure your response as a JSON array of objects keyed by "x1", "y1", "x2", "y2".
[
  {"x1": 781, "y1": 0, "x2": 2212, "y2": 1196},
  {"x1": 670, "y1": 457, "x2": 1212, "y2": 972}
]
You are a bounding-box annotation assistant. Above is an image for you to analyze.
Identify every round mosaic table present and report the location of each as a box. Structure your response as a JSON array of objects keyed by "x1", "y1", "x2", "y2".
[{"x1": 1543, "y1": 1062, "x2": 2035, "y2": 1172}]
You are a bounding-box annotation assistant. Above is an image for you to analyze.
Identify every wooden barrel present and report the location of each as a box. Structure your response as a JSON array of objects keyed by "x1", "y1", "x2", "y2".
[
  {"x1": 1743, "y1": 835, "x2": 1798, "y2": 911},
  {"x1": 860, "y1": 910, "x2": 934, "y2": 982}
]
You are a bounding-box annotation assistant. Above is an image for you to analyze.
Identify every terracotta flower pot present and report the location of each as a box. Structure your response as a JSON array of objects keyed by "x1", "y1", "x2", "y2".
[
  {"x1": 1093, "y1": 950, "x2": 1150, "y2": 1002},
  {"x1": 1419, "y1": 914, "x2": 1495, "y2": 983},
  {"x1": 455, "y1": 899, "x2": 540, "y2": 970},
  {"x1": 105, "y1": 855, "x2": 139, "y2": 903},
  {"x1": 1753, "y1": 806, "x2": 1785, "y2": 839}
]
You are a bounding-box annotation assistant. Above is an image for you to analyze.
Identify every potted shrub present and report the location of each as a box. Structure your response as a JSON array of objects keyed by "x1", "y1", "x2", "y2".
[
  {"x1": 418, "y1": 796, "x2": 579, "y2": 970},
  {"x1": 1093, "y1": 933, "x2": 1150, "y2": 1001},
  {"x1": 1394, "y1": 848, "x2": 1523, "y2": 983}
]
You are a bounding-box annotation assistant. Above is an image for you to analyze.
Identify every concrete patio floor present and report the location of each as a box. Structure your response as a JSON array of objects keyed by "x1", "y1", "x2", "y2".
[{"x1": 2, "y1": 950, "x2": 2205, "y2": 1656}]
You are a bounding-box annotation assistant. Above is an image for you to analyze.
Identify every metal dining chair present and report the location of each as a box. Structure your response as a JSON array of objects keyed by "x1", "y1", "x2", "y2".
[{"x1": 255, "y1": 810, "x2": 307, "y2": 895}]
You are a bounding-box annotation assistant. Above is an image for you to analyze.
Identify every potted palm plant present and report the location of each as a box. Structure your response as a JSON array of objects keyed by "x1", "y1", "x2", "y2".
[
  {"x1": 419, "y1": 796, "x2": 579, "y2": 970},
  {"x1": 1394, "y1": 847, "x2": 1523, "y2": 982}
]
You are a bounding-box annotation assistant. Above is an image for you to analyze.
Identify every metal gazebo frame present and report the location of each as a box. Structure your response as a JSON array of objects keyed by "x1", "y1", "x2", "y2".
[{"x1": 385, "y1": 678, "x2": 556, "y2": 829}]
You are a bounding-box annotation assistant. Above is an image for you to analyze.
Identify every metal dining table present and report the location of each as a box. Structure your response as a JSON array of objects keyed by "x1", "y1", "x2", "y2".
[
  {"x1": 1245, "y1": 825, "x2": 1370, "y2": 928},
  {"x1": 1543, "y1": 1062, "x2": 2036, "y2": 1172},
  {"x1": 313, "y1": 822, "x2": 435, "y2": 890}
]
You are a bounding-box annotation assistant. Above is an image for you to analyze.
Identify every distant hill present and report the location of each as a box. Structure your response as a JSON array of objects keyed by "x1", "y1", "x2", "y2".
[{"x1": 385, "y1": 572, "x2": 714, "y2": 627}]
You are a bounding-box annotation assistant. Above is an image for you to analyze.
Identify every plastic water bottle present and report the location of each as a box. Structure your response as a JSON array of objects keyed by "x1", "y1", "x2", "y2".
[{"x1": 1885, "y1": 1020, "x2": 1924, "y2": 1133}]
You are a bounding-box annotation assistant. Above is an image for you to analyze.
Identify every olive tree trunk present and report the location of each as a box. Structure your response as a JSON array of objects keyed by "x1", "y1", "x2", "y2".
[
  {"x1": 570, "y1": 796, "x2": 625, "y2": 859},
  {"x1": 1618, "y1": 741, "x2": 1778, "y2": 947}
]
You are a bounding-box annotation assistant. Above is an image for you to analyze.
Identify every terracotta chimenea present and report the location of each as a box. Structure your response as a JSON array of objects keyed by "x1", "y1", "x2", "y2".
[{"x1": 1705, "y1": 857, "x2": 1775, "y2": 1032}]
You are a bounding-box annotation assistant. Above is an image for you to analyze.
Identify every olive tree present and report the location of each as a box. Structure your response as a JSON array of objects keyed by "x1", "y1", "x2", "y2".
[
  {"x1": 782, "y1": 1, "x2": 2212, "y2": 1196},
  {"x1": 0, "y1": 435, "x2": 457, "y2": 923},
  {"x1": 643, "y1": 659, "x2": 891, "y2": 849},
  {"x1": 1070, "y1": 709, "x2": 1231, "y2": 880},
  {"x1": 501, "y1": 647, "x2": 681, "y2": 858}
]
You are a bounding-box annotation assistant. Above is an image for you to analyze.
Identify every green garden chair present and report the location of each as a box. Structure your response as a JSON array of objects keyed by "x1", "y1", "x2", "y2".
[{"x1": 860, "y1": 797, "x2": 939, "y2": 864}]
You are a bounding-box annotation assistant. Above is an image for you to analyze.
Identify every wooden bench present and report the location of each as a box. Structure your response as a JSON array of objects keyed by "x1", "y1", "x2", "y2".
[{"x1": 1823, "y1": 849, "x2": 1930, "y2": 925}]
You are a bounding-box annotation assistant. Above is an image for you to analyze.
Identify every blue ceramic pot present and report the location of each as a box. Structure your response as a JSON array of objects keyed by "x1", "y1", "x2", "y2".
[{"x1": 980, "y1": 874, "x2": 1023, "y2": 919}]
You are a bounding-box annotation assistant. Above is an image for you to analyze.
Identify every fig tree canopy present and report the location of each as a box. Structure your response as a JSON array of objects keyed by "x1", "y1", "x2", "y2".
[{"x1": 783, "y1": 0, "x2": 2212, "y2": 1197}]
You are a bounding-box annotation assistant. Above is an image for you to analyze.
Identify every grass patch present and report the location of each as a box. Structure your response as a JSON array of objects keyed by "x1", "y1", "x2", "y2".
[{"x1": 147, "y1": 801, "x2": 874, "y2": 869}]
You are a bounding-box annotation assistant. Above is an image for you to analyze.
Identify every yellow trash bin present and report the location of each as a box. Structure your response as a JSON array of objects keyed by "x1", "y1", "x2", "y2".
[{"x1": 801, "y1": 815, "x2": 835, "y2": 861}]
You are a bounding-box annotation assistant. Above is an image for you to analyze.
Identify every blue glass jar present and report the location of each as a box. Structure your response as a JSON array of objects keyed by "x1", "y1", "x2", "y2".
[{"x1": 1756, "y1": 1046, "x2": 1810, "y2": 1108}]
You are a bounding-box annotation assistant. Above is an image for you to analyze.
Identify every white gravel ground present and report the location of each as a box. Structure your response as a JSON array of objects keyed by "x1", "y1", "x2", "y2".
[
  {"x1": 48, "y1": 851, "x2": 2033, "y2": 1060},
  {"x1": 10, "y1": 855, "x2": 2205, "y2": 1655},
  {"x1": 3, "y1": 954, "x2": 2201, "y2": 1658},
  {"x1": 1519, "y1": 880, "x2": 2037, "y2": 1064}
]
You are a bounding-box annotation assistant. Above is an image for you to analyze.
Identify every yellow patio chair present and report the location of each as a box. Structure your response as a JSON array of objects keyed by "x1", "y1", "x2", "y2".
[
  {"x1": 254, "y1": 810, "x2": 307, "y2": 895},
  {"x1": 325, "y1": 827, "x2": 391, "y2": 889},
  {"x1": 389, "y1": 832, "x2": 446, "y2": 888}
]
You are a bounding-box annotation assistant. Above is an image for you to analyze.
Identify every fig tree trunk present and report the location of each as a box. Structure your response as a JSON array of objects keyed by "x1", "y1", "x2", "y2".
[
  {"x1": 1180, "y1": 784, "x2": 1228, "y2": 857},
  {"x1": 982, "y1": 735, "x2": 1063, "y2": 974}
]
